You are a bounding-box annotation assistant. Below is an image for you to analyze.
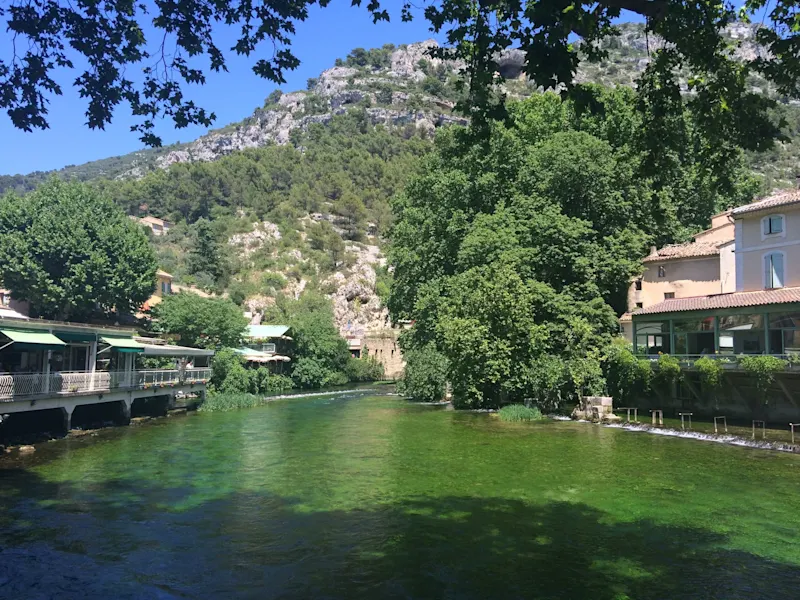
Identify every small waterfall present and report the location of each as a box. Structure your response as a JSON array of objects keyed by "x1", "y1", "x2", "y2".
[{"x1": 602, "y1": 421, "x2": 799, "y2": 453}]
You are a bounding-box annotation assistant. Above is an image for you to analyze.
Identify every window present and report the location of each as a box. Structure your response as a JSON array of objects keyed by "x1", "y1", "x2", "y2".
[
  {"x1": 634, "y1": 278, "x2": 642, "y2": 291},
  {"x1": 0, "y1": 293, "x2": 9, "y2": 307},
  {"x1": 161, "y1": 281, "x2": 172, "y2": 295},
  {"x1": 658, "y1": 266, "x2": 666, "y2": 278},
  {"x1": 635, "y1": 302, "x2": 643, "y2": 309},
  {"x1": 764, "y1": 252, "x2": 785, "y2": 289},
  {"x1": 664, "y1": 292, "x2": 675, "y2": 299},
  {"x1": 762, "y1": 214, "x2": 784, "y2": 236}
]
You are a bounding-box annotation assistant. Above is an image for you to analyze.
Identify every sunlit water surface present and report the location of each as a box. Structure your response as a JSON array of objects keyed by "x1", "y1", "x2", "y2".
[{"x1": 2, "y1": 392, "x2": 800, "y2": 599}]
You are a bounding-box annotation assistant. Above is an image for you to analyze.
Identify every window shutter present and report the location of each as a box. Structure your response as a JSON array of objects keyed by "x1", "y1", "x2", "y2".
[
  {"x1": 765, "y1": 254, "x2": 772, "y2": 287},
  {"x1": 774, "y1": 253, "x2": 784, "y2": 288},
  {"x1": 774, "y1": 216, "x2": 784, "y2": 234},
  {"x1": 763, "y1": 218, "x2": 770, "y2": 236}
]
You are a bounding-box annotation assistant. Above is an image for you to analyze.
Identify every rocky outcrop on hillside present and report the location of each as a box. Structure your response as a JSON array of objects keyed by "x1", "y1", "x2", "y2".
[
  {"x1": 327, "y1": 244, "x2": 388, "y2": 336},
  {"x1": 230, "y1": 219, "x2": 389, "y2": 334},
  {"x1": 153, "y1": 41, "x2": 467, "y2": 170}
]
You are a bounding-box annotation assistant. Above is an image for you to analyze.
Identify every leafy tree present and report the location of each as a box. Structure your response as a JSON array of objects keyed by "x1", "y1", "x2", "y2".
[
  {"x1": 333, "y1": 193, "x2": 368, "y2": 240},
  {"x1": 264, "y1": 292, "x2": 351, "y2": 388},
  {"x1": 388, "y1": 89, "x2": 754, "y2": 409},
  {"x1": 2, "y1": 1, "x2": 797, "y2": 150},
  {"x1": 189, "y1": 218, "x2": 227, "y2": 290},
  {"x1": 397, "y1": 344, "x2": 448, "y2": 402},
  {"x1": 0, "y1": 179, "x2": 156, "y2": 321},
  {"x1": 151, "y1": 293, "x2": 248, "y2": 349}
]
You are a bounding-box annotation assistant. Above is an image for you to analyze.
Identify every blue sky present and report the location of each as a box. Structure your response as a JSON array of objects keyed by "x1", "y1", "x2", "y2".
[{"x1": 0, "y1": 1, "x2": 440, "y2": 175}]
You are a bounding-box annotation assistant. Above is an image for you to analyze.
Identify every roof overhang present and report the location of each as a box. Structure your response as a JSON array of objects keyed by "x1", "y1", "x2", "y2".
[{"x1": 141, "y1": 343, "x2": 214, "y2": 357}]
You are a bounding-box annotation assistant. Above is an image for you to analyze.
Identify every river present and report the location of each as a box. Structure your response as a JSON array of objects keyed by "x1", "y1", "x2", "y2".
[{"x1": 1, "y1": 391, "x2": 800, "y2": 599}]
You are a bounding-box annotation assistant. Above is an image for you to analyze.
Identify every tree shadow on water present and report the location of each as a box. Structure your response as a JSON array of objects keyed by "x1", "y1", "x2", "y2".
[{"x1": 0, "y1": 468, "x2": 798, "y2": 599}]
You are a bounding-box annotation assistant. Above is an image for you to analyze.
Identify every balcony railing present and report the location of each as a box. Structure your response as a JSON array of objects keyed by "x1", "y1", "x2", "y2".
[{"x1": 0, "y1": 368, "x2": 211, "y2": 402}]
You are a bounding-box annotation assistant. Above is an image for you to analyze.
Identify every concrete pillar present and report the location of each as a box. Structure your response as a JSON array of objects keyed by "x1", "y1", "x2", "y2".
[
  {"x1": 119, "y1": 398, "x2": 132, "y2": 424},
  {"x1": 88, "y1": 340, "x2": 98, "y2": 390},
  {"x1": 61, "y1": 405, "x2": 73, "y2": 432},
  {"x1": 44, "y1": 349, "x2": 52, "y2": 393}
]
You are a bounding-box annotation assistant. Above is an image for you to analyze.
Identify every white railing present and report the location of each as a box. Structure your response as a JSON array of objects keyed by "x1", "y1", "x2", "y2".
[{"x1": 0, "y1": 368, "x2": 212, "y2": 402}]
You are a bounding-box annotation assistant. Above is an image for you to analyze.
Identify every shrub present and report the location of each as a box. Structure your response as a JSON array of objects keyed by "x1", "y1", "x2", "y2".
[
  {"x1": 655, "y1": 353, "x2": 682, "y2": 384},
  {"x1": 740, "y1": 355, "x2": 787, "y2": 399},
  {"x1": 397, "y1": 344, "x2": 448, "y2": 402},
  {"x1": 345, "y1": 356, "x2": 385, "y2": 382},
  {"x1": 498, "y1": 404, "x2": 543, "y2": 422},
  {"x1": 601, "y1": 341, "x2": 652, "y2": 405},
  {"x1": 695, "y1": 356, "x2": 724, "y2": 393}
]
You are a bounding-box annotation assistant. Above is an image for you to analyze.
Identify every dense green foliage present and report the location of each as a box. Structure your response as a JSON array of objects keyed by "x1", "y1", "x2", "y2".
[
  {"x1": 265, "y1": 293, "x2": 352, "y2": 388},
  {"x1": 344, "y1": 356, "x2": 385, "y2": 382},
  {"x1": 209, "y1": 348, "x2": 295, "y2": 396},
  {"x1": 96, "y1": 112, "x2": 430, "y2": 236},
  {"x1": 390, "y1": 88, "x2": 755, "y2": 409},
  {"x1": 151, "y1": 293, "x2": 249, "y2": 349},
  {"x1": 0, "y1": 179, "x2": 156, "y2": 321},
  {"x1": 497, "y1": 404, "x2": 543, "y2": 422},
  {"x1": 655, "y1": 354, "x2": 683, "y2": 387},
  {"x1": 695, "y1": 356, "x2": 725, "y2": 395},
  {"x1": 602, "y1": 342, "x2": 652, "y2": 406},
  {"x1": 397, "y1": 344, "x2": 449, "y2": 403},
  {"x1": 740, "y1": 355, "x2": 788, "y2": 399}
]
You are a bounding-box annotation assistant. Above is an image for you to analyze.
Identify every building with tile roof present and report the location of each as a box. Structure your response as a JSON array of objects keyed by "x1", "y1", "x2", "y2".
[{"x1": 631, "y1": 186, "x2": 800, "y2": 356}]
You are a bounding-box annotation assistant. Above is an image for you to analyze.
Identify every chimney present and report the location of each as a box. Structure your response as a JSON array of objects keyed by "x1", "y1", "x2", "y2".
[{"x1": 647, "y1": 245, "x2": 658, "y2": 257}]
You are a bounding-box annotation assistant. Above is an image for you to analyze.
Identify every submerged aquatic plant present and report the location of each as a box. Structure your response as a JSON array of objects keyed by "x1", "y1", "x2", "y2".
[
  {"x1": 498, "y1": 404, "x2": 543, "y2": 422},
  {"x1": 199, "y1": 393, "x2": 270, "y2": 413}
]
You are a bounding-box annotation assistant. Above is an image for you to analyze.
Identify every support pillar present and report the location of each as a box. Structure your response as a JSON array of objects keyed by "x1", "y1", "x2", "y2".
[
  {"x1": 44, "y1": 349, "x2": 53, "y2": 393},
  {"x1": 119, "y1": 398, "x2": 132, "y2": 424},
  {"x1": 88, "y1": 340, "x2": 98, "y2": 390},
  {"x1": 61, "y1": 405, "x2": 74, "y2": 433}
]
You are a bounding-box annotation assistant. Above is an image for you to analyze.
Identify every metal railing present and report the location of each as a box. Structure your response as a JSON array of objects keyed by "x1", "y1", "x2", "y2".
[{"x1": 0, "y1": 368, "x2": 211, "y2": 402}]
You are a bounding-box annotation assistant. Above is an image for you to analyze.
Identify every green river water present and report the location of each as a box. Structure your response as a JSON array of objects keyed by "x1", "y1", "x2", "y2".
[{"x1": 2, "y1": 391, "x2": 800, "y2": 599}]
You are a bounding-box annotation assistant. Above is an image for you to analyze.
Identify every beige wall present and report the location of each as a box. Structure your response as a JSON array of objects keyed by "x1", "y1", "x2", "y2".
[
  {"x1": 694, "y1": 216, "x2": 734, "y2": 244},
  {"x1": 736, "y1": 208, "x2": 800, "y2": 292},
  {"x1": 629, "y1": 256, "x2": 722, "y2": 310},
  {"x1": 364, "y1": 333, "x2": 404, "y2": 379},
  {"x1": 719, "y1": 240, "x2": 736, "y2": 293}
]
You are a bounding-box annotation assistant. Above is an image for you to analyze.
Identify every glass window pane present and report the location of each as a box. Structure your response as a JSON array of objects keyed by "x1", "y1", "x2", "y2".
[
  {"x1": 673, "y1": 317, "x2": 714, "y2": 332},
  {"x1": 770, "y1": 313, "x2": 800, "y2": 328},
  {"x1": 719, "y1": 314, "x2": 763, "y2": 331},
  {"x1": 636, "y1": 322, "x2": 669, "y2": 334},
  {"x1": 784, "y1": 330, "x2": 800, "y2": 354}
]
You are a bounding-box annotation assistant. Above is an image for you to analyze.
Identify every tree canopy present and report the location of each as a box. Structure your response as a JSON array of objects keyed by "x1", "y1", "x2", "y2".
[
  {"x1": 0, "y1": 179, "x2": 156, "y2": 321},
  {"x1": 388, "y1": 87, "x2": 756, "y2": 409},
  {"x1": 2, "y1": 1, "x2": 797, "y2": 147},
  {"x1": 151, "y1": 292, "x2": 248, "y2": 349}
]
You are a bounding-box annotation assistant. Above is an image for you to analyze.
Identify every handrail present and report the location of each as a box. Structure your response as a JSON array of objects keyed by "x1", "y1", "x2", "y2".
[{"x1": 0, "y1": 368, "x2": 211, "y2": 402}]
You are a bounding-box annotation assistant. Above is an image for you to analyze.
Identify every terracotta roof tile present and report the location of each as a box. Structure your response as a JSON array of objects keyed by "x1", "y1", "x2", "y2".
[
  {"x1": 732, "y1": 189, "x2": 800, "y2": 216},
  {"x1": 633, "y1": 287, "x2": 800, "y2": 316},
  {"x1": 641, "y1": 240, "x2": 728, "y2": 263}
]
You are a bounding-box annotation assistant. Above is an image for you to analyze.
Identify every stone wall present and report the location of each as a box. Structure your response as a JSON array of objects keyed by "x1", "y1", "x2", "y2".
[
  {"x1": 363, "y1": 333, "x2": 404, "y2": 380},
  {"x1": 632, "y1": 370, "x2": 800, "y2": 424}
]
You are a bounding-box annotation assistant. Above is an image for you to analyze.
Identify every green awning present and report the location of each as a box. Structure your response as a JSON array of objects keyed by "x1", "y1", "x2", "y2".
[
  {"x1": 100, "y1": 336, "x2": 144, "y2": 353},
  {"x1": 55, "y1": 331, "x2": 97, "y2": 342},
  {"x1": 0, "y1": 329, "x2": 67, "y2": 349}
]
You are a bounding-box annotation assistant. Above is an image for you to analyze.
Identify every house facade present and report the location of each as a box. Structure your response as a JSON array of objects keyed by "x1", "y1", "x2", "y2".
[
  {"x1": 631, "y1": 189, "x2": 800, "y2": 357},
  {"x1": 620, "y1": 211, "x2": 734, "y2": 341},
  {"x1": 136, "y1": 216, "x2": 174, "y2": 236}
]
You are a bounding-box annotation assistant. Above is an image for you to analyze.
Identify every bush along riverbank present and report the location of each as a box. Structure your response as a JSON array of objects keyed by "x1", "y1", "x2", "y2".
[{"x1": 497, "y1": 405, "x2": 543, "y2": 422}]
